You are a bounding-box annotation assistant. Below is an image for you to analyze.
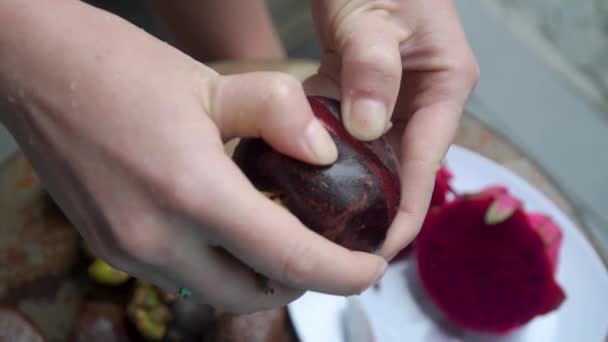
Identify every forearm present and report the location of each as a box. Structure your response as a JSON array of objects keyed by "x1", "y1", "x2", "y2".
[
  {"x1": 0, "y1": 0, "x2": 193, "y2": 130},
  {"x1": 146, "y1": 0, "x2": 285, "y2": 62}
]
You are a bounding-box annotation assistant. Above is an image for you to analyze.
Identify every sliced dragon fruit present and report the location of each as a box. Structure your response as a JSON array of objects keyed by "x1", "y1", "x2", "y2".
[
  {"x1": 527, "y1": 213, "x2": 563, "y2": 272},
  {"x1": 429, "y1": 166, "x2": 454, "y2": 207},
  {"x1": 415, "y1": 188, "x2": 566, "y2": 334}
]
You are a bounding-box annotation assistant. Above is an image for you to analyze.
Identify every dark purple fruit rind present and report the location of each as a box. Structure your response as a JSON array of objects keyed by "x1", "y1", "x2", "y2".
[{"x1": 232, "y1": 96, "x2": 400, "y2": 253}]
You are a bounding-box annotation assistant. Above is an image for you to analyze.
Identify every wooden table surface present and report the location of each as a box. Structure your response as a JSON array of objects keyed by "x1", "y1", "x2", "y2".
[{"x1": 1, "y1": 60, "x2": 605, "y2": 341}]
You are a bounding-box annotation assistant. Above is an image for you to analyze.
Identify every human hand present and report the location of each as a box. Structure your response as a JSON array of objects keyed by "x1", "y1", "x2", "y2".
[
  {"x1": 306, "y1": 0, "x2": 480, "y2": 259},
  {"x1": 0, "y1": 1, "x2": 387, "y2": 313}
]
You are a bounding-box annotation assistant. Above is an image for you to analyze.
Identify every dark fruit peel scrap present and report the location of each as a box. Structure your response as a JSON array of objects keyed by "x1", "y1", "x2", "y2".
[
  {"x1": 415, "y1": 188, "x2": 566, "y2": 334},
  {"x1": 205, "y1": 309, "x2": 291, "y2": 342},
  {"x1": 232, "y1": 96, "x2": 401, "y2": 253}
]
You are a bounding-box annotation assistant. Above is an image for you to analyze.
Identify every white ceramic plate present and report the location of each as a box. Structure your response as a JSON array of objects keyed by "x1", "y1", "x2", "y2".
[{"x1": 288, "y1": 145, "x2": 608, "y2": 342}]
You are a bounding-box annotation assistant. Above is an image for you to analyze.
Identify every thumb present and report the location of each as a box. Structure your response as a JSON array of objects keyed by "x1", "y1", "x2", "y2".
[
  {"x1": 338, "y1": 17, "x2": 404, "y2": 141},
  {"x1": 207, "y1": 71, "x2": 337, "y2": 165}
]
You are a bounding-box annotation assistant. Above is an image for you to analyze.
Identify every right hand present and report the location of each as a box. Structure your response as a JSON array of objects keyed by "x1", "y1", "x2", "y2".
[{"x1": 0, "y1": 1, "x2": 387, "y2": 313}]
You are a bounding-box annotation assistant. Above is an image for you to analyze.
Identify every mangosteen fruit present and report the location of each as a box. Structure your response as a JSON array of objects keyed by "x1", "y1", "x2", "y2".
[{"x1": 232, "y1": 96, "x2": 401, "y2": 253}]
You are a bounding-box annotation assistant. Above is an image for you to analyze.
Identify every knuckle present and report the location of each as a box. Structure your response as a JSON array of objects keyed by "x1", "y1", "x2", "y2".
[
  {"x1": 342, "y1": 265, "x2": 376, "y2": 295},
  {"x1": 471, "y1": 59, "x2": 481, "y2": 80},
  {"x1": 278, "y1": 243, "x2": 317, "y2": 286},
  {"x1": 454, "y1": 53, "x2": 480, "y2": 87},
  {"x1": 265, "y1": 74, "x2": 300, "y2": 101},
  {"x1": 111, "y1": 215, "x2": 171, "y2": 267},
  {"x1": 255, "y1": 73, "x2": 304, "y2": 122},
  {"x1": 191, "y1": 65, "x2": 220, "y2": 108},
  {"x1": 156, "y1": 167, "x2": 194, "y2": 207},
  {"x1": 464, "y1": 60, "x2": 480, "y2": 86},
  {"x1": 351, "y1": 44, "x2": 400, "y2": 77},
  {"x1": 154, "y1": 161, "x2": 212, "y2": 214},
  {"x1": 350, "y1": 280, "x2": 372, "y2": 296}
]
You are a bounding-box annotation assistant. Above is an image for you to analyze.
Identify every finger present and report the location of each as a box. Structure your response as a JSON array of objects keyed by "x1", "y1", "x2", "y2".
[
  {"x1": 207, "y1": 71, "x2": 337, "y2": 166},
  {"x1": 89, "y1": 201, "x2": 302, "y2": 313},
  {"x1": 338, "y1": 16, "x2": 406, "y2": 141},
  {"x1": 167, "y1": 236, "x2": 304, "y2": 314},
  {"x1": 181, "y1": 152, "x2": 388, "y2": 296},
  {"x1": 379, "y1": 101, "x2": 462, "y2": 260}
]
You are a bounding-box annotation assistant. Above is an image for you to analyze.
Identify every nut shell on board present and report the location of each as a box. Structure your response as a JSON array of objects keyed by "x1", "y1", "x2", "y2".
[
  {"x1": 0, "y1": 153, "x2": 83, "y2": 342},
  {"x1": 68, "y1": 301, "x2": 131, "y2": 342},
  {"x1": 164, "y1": 300, "x2": 214, "y2": 342},
  {"x1": 0, "y1": 306, "x2": 47, "y2": 342},
  {"x1": 205, "y1": 308, "x2": 292, "y2": 342},
  {"x1": 232, "y1": 96, "x2": 401, "y2": 253},
  {"x1": 0, "y1": 153, "x2": 79, "y2": 291}
]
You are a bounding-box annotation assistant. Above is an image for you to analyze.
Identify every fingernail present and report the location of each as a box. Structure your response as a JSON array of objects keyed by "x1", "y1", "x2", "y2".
[
  {"x1": 383, "y1": 120, "x2": 393, "y2": 134},
  {"x1": 305, "y1": 119, "x2": 338, "y2": 164},
  {"x1": 344, "y1": 98, "x2": 387, "y2": 141}
]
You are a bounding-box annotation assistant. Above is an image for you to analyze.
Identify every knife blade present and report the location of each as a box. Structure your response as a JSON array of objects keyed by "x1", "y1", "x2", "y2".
[{"x1": 342, "y1": 296, "x2": 375, "y2": 342}]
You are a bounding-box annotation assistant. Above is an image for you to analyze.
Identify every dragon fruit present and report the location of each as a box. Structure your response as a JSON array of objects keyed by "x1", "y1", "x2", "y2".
[
  {"x1": 415, "y1": 187, "x2": 566, "y2": 334},
  {"x1": 429, "y1": 166, "x2": 454, "y2": 208},
  {"x1": 527, "y1": 212, "x2": 563, "y2": 273}
]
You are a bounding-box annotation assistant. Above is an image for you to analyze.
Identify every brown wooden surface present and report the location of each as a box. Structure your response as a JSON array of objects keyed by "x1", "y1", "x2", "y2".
[{"x1": 0, "y1": 60, "x2": 604, "y2": 341}]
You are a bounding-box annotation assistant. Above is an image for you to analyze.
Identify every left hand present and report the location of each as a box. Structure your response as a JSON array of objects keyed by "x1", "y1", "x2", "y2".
[{"x1": 306, "y1": 0, "x2": 480, "y2": 260}]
